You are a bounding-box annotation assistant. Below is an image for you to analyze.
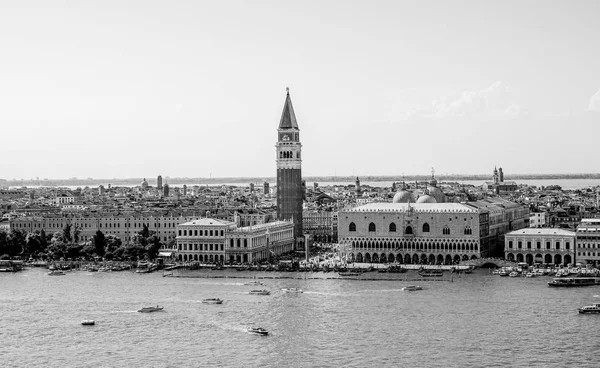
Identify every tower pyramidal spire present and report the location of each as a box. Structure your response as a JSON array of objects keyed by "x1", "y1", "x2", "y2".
[{"x1": 278, "y1": 87, "x2": 299, "y2": 130}]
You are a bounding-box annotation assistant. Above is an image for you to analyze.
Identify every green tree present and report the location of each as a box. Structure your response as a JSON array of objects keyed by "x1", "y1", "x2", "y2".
[
  {"x1": 93, "y1": 230, "x2": 106, "y2": 256},
  {"x1": 39, "y1": 229, "x2": 48, "y2": 252},
  {"x1": 62, "y1": 223, "x2": 72, "y2": 243},
  {"x1": 72, "y1": 225, "x2": 81, "y2": 244},
  {"x1": 8, "y1": 229, "x2": 25, "y2": 257}
]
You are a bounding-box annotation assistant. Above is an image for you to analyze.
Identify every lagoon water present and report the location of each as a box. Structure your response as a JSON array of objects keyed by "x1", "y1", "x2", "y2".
[{"x1": 2, "y1": 269, "x2": 599, "y2": 368}]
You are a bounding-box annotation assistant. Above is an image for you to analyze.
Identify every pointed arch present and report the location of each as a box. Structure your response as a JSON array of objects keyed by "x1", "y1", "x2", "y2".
[
  {"x1": 389, "y1": 223, "x2": 397, "y2": 232},
  {"x1": 422, "y1": 223, "x2": 430, "y2": 233},
  {"x1": 368, "y1": 222, "x2": 376, "y2": 232},
  {"x1": 349, "y1": 222, "x2": 356, "y2": 232}
]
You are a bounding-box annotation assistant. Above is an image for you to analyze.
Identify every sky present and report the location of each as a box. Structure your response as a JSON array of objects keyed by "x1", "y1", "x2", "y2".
[{"x1": 1, "y1": 0, "x2": 599, "y2": 180}]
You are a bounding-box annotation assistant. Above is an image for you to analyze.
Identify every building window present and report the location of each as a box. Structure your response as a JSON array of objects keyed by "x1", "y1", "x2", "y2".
[
  {"x1": 464, "y1": 227, "x2": 472, "y2": 235},
  {"x1": 508, "y1": 241, "x2": 513, "y2": 249},
  {"x1": 566, "y1": 242, "x2": 570, "y2": 250},
  {"x1": 518, "y1": 241, "x2": 522, "y2": 249},
  {"x1": 527, "y1": 242, "x2": 531, "y2": 249},
  {"x1": 422, "y1": 223, "x2": 430, "y2": 233},
  {"x1": 244, "y1": 239, "x2": 248, "y2": 247},
  {"x1": 556, "y1": 242, "x2": 560, "y2": 250},
  {"x1": 536, "y1": 241, "x2": 541, "y2": 249},
  {"x1": 546, "y1": 241, "x2": 550, "y2": 249},
  {"x1": 349, "y1": 222, "x2": 356, "y2": 232},
  {"x1": 368, "y1": 223, "x2": 376, "y2": 232},
  {"x1": 389, "y1": 223, "x2": 396, "y2": 232},
  {"x1": 405, "y1": 226, "x2": 413, "y2": 235},
  {"x1": 443, "y1": 226, "x2": 450, "y2": 235}
]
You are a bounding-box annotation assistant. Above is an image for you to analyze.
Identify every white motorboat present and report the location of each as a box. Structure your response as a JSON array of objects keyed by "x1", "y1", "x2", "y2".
[
  {"x1": 578, "y1": 303, "x2": 600, "y2": 314},
  {"x1": 48, "y1": 270, "x2": 66, "y2": 276},
  {"x1": 137, "y1": 306, "x2": 164, "y2": 313},
  {"x1": 281, "y1": 288, "x2": 303, "y2": 293},
  {"x1": 402, "y1": 285, "x2": 423, "y2": 291},
  {"x1": 202, "y1": 298, "x2": 223, "y2": 304}
]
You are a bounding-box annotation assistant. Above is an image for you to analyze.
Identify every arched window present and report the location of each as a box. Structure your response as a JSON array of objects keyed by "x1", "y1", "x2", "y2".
[
  {"x1": 368, "y1": 222, "x2": 376, "y2": 232},
  {"x1": 464, "y1": 226, "x2": 472, "y2": 235},
  {"x1": 443, "y1": 226, "x2": 450, "y2": 235},
  {"x1": 405, "y1": 226, "x2": 413, "y2": 235},
  {"x1": 349, "y1": 222, "x2": 356, "y2": 232},
  {"x1": 389, "y1": 223, "x2": 396, "y2": 232},
  {"x1": 422, "y1": 223, "x2": 430, "y2": 233}
]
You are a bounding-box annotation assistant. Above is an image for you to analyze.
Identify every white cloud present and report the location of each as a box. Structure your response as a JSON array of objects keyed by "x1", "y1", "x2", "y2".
[
  {"x1": 408, "y1": 81, "x2": 523, "y2": 120},
  {"x1": 588, "y1": 88, "x2": 600, "y2": 111}
]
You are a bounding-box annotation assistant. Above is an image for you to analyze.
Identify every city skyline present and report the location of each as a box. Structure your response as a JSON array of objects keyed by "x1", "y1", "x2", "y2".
[{"x1": 2, "y1": 0, "x2": 600, "y2": 180}]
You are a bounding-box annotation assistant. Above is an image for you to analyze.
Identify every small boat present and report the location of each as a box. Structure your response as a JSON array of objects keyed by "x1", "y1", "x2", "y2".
[
  {"x1": 81, "y1": 320, "x2": 95, "y2": 326},
  {"x1": 509, "y1": 272, "x2": 519, "y2": 277},
  {"x1": 202, "y1": 298, "x2": 223, "y2": 304},
  {"x1": 249, "y1": 290, "x2": 270, "y2": 295},
  {"x1": 578, "y1": 303, "x2": 600, "y2": 314},
  {"x1": 137, "y1": 306, "x2": 164, "y2": 313},
  {"x1": 281, "y1": 288, "x2": 303, "y2": 293},
  {"x1": 402, "y1": 285, "x2": 423, "y2": 291},
  {"x1": 525, "y1": 272, "x2": 535, "y2": 278},
  {"x1": 48, "y1": 270, "x2": 66, "y2": 276},
  {"x1": 247, "y1": 327, "x2": 269, "y2": 336},
  {"x1": 244, "y1": 281, "x2": 264, "y2": 286}
]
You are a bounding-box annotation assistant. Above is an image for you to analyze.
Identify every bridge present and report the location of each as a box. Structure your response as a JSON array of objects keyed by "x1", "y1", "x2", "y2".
[{"x1": 459, "y1": 258, "x2": 517, "y2": 268}]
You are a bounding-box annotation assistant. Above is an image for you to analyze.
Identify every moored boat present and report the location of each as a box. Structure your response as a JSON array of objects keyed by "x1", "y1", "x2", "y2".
[
  {"x1": 137, "y1": 306, "x2": 164, "y2": 313},
  {"x1": 338, "y1": 272, "x2": 360, "y2": 277},
  {"x1": 578, "y1": 303, "x2": 600, "y2": 314},
  {"x1": 249, "y1": 290, "x2": 270, "y2": 295},
  {"x1": 548, "y1": 277, "x2": 600, "y2": 287},
  {"x1": 202, "y1": 298, "x2": 223, "y2": 304},
  {"x1": 81, "y1": 320, "x2": 95, "y2": 325},
  {"x1": 247, "y1": 327, "x2": 269, "y2": 335},
  {"x1": 48, "y1": 270, "x2": 66, "y2": 276},
  {"x1": 509, "y1": 271, "x2": 519, "y2": 277}
]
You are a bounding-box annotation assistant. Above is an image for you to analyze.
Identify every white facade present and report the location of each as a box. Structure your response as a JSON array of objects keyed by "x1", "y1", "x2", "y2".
[
  {"x1": 576, "y1": 219, "x2": 600, "y2": 266},
  {"x1": 529, "y1": 212, "x2": 547, "y2": 228},
  {"x1": 505, "y1": 228, "x2": 575, "y2": 265}
]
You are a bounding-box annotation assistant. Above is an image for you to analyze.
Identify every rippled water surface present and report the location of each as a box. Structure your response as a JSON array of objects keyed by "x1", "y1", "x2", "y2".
[{"x1": 2, "y1": 269, "x2": 599, "y2": 368}]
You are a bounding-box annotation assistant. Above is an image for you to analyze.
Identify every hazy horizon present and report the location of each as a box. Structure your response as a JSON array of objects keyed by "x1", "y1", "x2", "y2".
[{"x1": 2, "y1": 0, "x2": 599, "y2": 180}]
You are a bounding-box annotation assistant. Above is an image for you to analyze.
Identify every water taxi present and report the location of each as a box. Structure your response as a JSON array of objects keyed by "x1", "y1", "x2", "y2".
[
  {"x1": 281, "y1": 288, "x2": 303, "y2": 293},
  {"x1": 402, "y1": 285, "x2": 423, "y2": 291},
  {"x1": 202, "y1": 298, "x2": 223, "y2": 304},
  {"x1": 247, "y1": 327, "x2": 269, "y2": 336},
  {"x1": 81, "y1": 320, "x2": 96, "y2": 326},
  {"x1": 578, "y1": 303, "x2": 600, "y2": 314},
  {"x1": 548, "y1": 277, "x2": 600, "y2": 287},
  {"x1": 137, "y1": 306, "x2": 164, "y2": 313},
  {"x1": 249, "y1": 290, "x2": 270, "y2": 295},
  {"x1": 48, "y1": 270, "x2": 66, "y2": 276}
]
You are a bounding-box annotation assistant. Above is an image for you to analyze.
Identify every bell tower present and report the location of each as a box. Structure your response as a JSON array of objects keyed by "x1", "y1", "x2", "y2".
[{"x1": 276, "y1": 88, "x2": 304, "y2": 241}]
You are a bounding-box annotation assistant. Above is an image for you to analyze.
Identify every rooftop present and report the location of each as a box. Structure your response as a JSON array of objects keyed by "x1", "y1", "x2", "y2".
[
  {"x1": 179, "y1": 218, "x2": 235, "y2": 227},
  {"x1": 507, "y1": 228, "x2": 575, "y2": 236},
  {"x1": 346, "y1": 202, "x2": 478, "y2": 213}
]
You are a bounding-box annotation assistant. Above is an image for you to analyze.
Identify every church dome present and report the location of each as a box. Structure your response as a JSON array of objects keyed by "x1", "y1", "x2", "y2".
[
  {"x1": 141, "y1": 178, "x2": 149, "y2": 188},
  {"x1": 416, "y1": 194, "x2": 437, "y2": 204},
  {"x1": 427, "y1": 185, "x2": 446, "y2": 203},
  {"x1": 392, "y1": 190, "x2": 414, "y2": 203}
]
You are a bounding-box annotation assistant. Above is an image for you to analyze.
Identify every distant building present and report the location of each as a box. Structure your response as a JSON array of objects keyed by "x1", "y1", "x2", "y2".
[
  {"x1": 263, "y1": 182, "x2": 270, "y2": 195},
  {"x1": 505, "y1": 228, "x2": 575, "y2": 265},
  {"x1": 529, "y1": 212, "x2": 547, "y2": 228},
  {"x1": 55, "y1": 193, "x2": 75, "y2": 205},
  {"x1": 576, "y1": 219, "x2": 600, "y2": 266},
  {"x1": 249, "y1": 183, "x2": 255, "y2": 192},
  {"x1": 157, "y1": 175, "x2": 163, "y2": 190},
  {"x1": 484, "y1": 167, "x2": 518, "y2": 193},
  {"x1": 303, "y1": 210, "x2": 337, "y2": 243},
  {"x1": 141, "y1": 178, "x2": 149, "y2": 190},
  {"x1": 163, "y1": 183, "x2": 170, "y2": 197}
]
